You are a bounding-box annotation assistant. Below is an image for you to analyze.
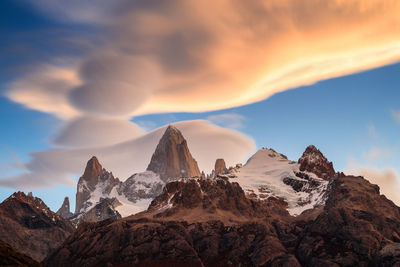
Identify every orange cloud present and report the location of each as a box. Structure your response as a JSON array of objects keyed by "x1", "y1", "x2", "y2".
[{"x1": 8, "y1": 0, "x2": 400, "y2": 118}]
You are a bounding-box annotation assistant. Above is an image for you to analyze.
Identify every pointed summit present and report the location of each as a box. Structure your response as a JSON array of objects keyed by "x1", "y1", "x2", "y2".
[
  {"x1": 298, "y1": 145, "x2": 335, "y2": 180},
  {"x1": 147, "y1": 125, "x2": 201, "y2": 182},
  {"x1": 214, "y1": 158, "x2": 227, "y2": 175},
  {"x1": 56, "y1": 197, "x2": 73, "y2": 219},
  {"x1": 75, "y1": 156, "x2": 119, "y2": 214},
  {"x1": 82, "y1": 156, "x2": 102, "y2": 181}
]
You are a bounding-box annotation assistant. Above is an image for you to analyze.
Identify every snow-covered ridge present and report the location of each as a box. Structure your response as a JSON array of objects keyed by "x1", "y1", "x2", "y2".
[
  {"x1": 78, "y1": 171, "x2": 164, "y2": 218},
  {"x1": 228, "y1": 148, "x2": 329, "y2": 216}
]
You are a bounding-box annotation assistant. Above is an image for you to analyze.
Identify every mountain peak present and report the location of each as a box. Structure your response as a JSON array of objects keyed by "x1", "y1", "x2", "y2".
[
  {"x1": 56, "y1": 197, "x2": 73, "y2": 219},
  {"x1": 147, "y1": 125, "x2": 201, "y2": 182},
  {"x1": 298, "y1": 145, "x2": 335, "y2": 180},
  {"x1": 82, "y1": 156, "x2": 102, "y2": 180}
]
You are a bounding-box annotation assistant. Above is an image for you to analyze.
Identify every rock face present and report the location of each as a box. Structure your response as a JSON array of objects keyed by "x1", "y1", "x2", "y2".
[
  {"x1": 298, "y1": 145, "x2": 335, "y2": 180},
  {"x1": 44, "y1": 178, "x2": 295, "y2": 267},
  {"x1": 45, "y1": 174, "x2": 400, "y2": 266},
  {"x1": 74, "y1": 157, "x2": 164, "y2": 222},
  {"x1": 147, "y1": 125, "x2": 201, "y2": 182},
  {"x1": 0, "y1": 192, "x2": 74, "y2": 261},
  {"x1": 80, "y1": 198, "x2": 122, "y2": 223},
  {"x1": 214, "y1": 158, "x2": 227, "y2": 175},
  {"x1": 56, "y1": 197, "x2": 73, "y2": 219},
  {"x1": 297, "y1": 173, "x2": 400, "y2": 266},
  {"x1": 0, "y1": 239, "x2": 41, "y2": 266},
  {"x1": 147, "y1": 178, "x2": 288, "y2": 221},
  {"x1": 75, "y1": 156, "x2": 120, "y2": 214}
]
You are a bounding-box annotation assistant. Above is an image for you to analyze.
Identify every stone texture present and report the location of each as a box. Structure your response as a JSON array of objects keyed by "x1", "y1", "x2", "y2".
[
  {"x1": 45, "y1": 174, "x2": 400, "y2": 266},
  {"x1": 214, "y1": 158, "x2": 227, "y2": 175},
  {"x1": 0, "y1": 239, "x2": 41, "y2": 267},
  {"x1": 80, "y1": 197, "x2": 122, "y2": 223},
  {"x1": 298, "y1": 145, "x2": 335, "y2": 180},
  {"x1": 56, "y1": 197, "x2": 73, "y2": 219},
  {"x1": 147, "y1": 125, "x2": 201, "y2": 182},
  {"x1": 0, "y1": 192, "x2": 74, "y2": 261}
]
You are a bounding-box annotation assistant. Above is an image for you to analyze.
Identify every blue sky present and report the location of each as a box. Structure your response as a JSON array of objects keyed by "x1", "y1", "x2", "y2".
[{"x1": 1, "y1": 0, "x2": 400, "y2": 211}]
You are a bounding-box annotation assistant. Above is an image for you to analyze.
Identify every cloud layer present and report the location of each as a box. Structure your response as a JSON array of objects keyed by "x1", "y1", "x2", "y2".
[
  {"x1": 9, "y1": 0, "x2": 400, "y2": 119},
  {"x1": 3, "y1": 0, "x2": 400, "y2": 191},
  {"x1": 0, "y1": 120, "x2": 255, "y2": 189}
]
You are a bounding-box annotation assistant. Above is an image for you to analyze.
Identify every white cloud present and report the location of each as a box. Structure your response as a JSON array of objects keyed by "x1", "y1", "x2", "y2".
[
  {"x1": 52, "y1": 117, "x2": 145, "y2": 148},
  {"x1": 0, "y1": 120, "x2": 256, "y2": 189},
  {"x1": 362, "y1": 147, "x2": 392, "y2": 161},
  {"x1": 207, "y1": 113, "x2": 246, "y2": 129}
]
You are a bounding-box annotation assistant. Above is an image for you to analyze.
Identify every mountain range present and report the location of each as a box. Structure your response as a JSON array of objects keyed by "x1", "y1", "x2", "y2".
[{"x1": 1, "y1": 125, "x2": 400, "y2": 266}]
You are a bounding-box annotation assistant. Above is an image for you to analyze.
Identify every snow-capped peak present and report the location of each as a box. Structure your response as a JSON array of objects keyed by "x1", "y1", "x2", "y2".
[{"x1": 229, "y1": 148, "x2": 329, "y2": 216}]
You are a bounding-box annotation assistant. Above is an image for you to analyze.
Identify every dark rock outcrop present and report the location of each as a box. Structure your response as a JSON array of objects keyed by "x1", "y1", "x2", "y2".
[
  {"x1": 0, "y1": 239, "x2": 41, "y2": 266},
  {"x1": 297, "y1": 173, "x2": 400, "y2": 266},
  {"x1": 214, "y1": 158, "x2": 227, "y2": 175},
  {"x1": 147, "y1": 125, "x2": 201, "y2": 182},
  {"x1": 0, "y1": 192, "x2": 74, "y2": 261},
  {"x1": 298, "y1": 145, "x2": 335, "y2": 180},
  {"x1": 56, "y1": 197, "x2": 73, "y2": 219},
  {"x1": 147, "y1": 178, "x2": 289, "y2": 221}
]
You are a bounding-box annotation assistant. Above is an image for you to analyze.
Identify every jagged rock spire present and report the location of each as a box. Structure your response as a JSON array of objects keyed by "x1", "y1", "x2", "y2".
[
  {"x1": 214, "y1": 158, "x2": 227, "y2": 175},
  {"x1": 147, "y1": 125, "x2": 201, "y2": 182},
  {"x1": 298, "y1": 145, "x2": 335, "y2": 180},
  {"x1": 75, "y1": 156, "x2": 119, "y2": 214},
  {"x1": 56, "y1": 197, "x2": 73, "y2": 219}
]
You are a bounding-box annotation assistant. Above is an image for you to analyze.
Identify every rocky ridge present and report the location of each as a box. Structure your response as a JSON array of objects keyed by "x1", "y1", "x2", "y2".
[
  {"x1": 44, "y1": 171, "x2": 400, "y2": 266},
  {"x1": 0, "y1": 192, "x2": 74, "y2": 261}
]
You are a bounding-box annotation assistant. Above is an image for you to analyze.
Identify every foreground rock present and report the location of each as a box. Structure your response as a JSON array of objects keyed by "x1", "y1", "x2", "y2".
[
  {"x1": 45, "y1": 174, "x2": 400, "y2": 266},
  {"x1": 147, "y1": 125, "x2": 201, "y2": 181},
  {"x1": 0, "y1": 239, "x2": 41, "y2": 266},
  {"x1": 0, "y1": 192, "x2": 74, "y2": 261}
]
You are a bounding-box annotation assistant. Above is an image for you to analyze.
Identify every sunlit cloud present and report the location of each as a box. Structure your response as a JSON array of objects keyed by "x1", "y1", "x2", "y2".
[{"x1": 8, "y1": 0, "x2": 400, "y2": 118}]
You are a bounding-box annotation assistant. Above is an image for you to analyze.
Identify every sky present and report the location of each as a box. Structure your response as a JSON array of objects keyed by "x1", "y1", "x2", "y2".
[{"x1": 0, "y1": 0, "x2": 399, "y2": 211}]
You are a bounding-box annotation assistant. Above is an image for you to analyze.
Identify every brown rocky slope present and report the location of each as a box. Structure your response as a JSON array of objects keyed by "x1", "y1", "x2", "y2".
[
  {"x1": 44, "y1": 173, "x2": 400, "y2": 266},
  {"x1": 0, "y1": 192, "x2": 74, "y2": 262}
]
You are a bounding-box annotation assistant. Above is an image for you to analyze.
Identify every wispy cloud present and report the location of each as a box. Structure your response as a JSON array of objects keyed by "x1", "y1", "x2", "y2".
[
  {"x1": 207, "y1": 113, "x2": 246, "y2": 130},
  {"x1": 391, "y1": 110, "x2": 400, "y2": 124},
  {"x1": 362, "y1": 147, "x2": 392, "y2": 161}
]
